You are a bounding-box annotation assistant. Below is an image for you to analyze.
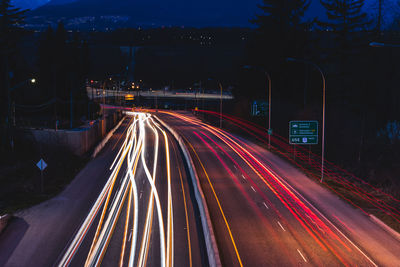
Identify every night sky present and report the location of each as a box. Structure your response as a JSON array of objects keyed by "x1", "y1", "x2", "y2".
[{"x1": 10, "y1": 0, "x2": 398, "y2": 27}]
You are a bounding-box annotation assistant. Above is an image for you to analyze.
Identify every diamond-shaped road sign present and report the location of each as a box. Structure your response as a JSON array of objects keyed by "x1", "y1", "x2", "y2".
[{"x1": 36, "y1": 159, "x2": 48, "y2": 171}]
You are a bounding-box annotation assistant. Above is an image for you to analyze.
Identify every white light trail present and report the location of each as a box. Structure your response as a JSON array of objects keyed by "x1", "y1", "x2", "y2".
[{"x1": 58, "y1": 112, "x2": 174, "y2": 267}]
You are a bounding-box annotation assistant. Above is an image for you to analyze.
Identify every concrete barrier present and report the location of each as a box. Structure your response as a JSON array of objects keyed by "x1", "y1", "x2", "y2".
[
  {"x1": 154, "y1": 116, "x2": 221, "y2": 267},
  {"x1": 370, "y1": 214, "x2": 400, "y2": 242},
  {"x1": 92, "y1": 116, "x2": 126, "y2": 158},
  {"x1": 0, "y1": 214, "x2": 12, "y2": 235}
]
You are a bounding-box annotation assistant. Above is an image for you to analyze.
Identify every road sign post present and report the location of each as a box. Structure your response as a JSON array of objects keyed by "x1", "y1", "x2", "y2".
[
  {"x1": 36, "y1": 159, "x2": 47, "y2": 193},
  {"x1": 289, "y1": 121, "x2": 318, "y2": 145}
]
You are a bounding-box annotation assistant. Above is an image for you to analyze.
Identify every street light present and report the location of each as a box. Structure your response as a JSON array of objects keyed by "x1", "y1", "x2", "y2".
[
  {"x1": 219, "y1": 83, "x2": 223, "y2": 128},
  {"x1": 287, "y1": 57, "x2": 326, "y2": 183},
  {"x1": 207, "y1": 78, "x2": 224, "y2": 128},
  {"x1": 243, "y1": 65, "x2": 272, "y2": 150}
]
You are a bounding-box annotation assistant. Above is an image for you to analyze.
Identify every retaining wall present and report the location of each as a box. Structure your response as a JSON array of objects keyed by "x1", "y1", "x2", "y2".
[{"x1": 21, "y1": 111, "x2": 122, "y2": 156}]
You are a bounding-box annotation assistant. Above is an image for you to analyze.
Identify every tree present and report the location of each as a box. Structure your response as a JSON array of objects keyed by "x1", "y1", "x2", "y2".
[
  {"x1": 318, "y1": 0, "x2": 370, "y2": 58},
  {"x1": 251, "y1": 0, "x2": 311, "y2": 68},
  {"x1": 36, "y1": 23, "x2": 92, "y2": 127},
  {"x1": 0, "y1": 0, "x2": 27, "y2": 150}
]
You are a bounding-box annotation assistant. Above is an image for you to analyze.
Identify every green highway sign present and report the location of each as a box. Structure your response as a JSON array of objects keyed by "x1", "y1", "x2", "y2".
[{"x1": 289, "y1": 121, "x2": 318, "y2": 145}]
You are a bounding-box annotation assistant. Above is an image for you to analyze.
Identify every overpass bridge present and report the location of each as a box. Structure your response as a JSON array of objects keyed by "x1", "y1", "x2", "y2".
[{"x1": 87, "y1": 87, "x2": 234, "y2": 101}]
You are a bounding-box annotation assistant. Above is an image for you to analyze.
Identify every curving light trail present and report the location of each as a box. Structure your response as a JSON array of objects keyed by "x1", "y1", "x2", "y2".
[{"x1": 58, "y1": 112, "x2": 176, "y2": 267}]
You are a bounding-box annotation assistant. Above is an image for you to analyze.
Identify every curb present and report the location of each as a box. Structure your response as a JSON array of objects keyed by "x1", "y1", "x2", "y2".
[
  {"x1": 369, "y1": 214, "x2": 400, "y2": 242},
  {"x1": 154, "y1": 116, "x2": 222, "y2": 267},
  {"x1": 91, "y1": 116, "x2": 126, "y2": 158},
  {"x1": 0, "y1": 214, "x2": 12, "y2": 235}
]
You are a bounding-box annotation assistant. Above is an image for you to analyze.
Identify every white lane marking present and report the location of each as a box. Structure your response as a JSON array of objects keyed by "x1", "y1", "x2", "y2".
[
  {"x1": 128, "y1": 230, "x2": 133, "y2": 242},
  {"x1": 234, "y1": 142, "x2": 378, "y2": 267},
  {"x1": 277, "y1": 221, "x2": 286, "y2": 232},
  {"x1": 250, "y1": 186, "x2": 256, "y2": 192},
  {"x1": 263, "y1": 202, "x2": 269, "y2": 209},
  {"x1": 143, "y1": 179, "x2": 145, "y2": 185},
  {"x1": 297, "y1": 249, "x2": 307, "y2": 262},
  {"x1": 241, "y1": 174, "x2": 246, "y2": 180},
  {"x1": 139, "y1": 192, "x2": 142, "y2": 199},
  {"x1": 269, "y1": 170, "x2": 378, "y2": 266},
  {"x1": 234, "y1": 165, "x2": 238, "y2": 170}
]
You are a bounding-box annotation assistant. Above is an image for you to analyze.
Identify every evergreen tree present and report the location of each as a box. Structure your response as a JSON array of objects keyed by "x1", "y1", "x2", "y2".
[
  {"x1": 318, "y1": 0, "x2": 370, "y2": 57},
  {"x1": 0, "y1": 0, "x2": 27, "y2": 150},
  {"x1": 251, "y1": 0, "x2": 311, "y2": 68}
]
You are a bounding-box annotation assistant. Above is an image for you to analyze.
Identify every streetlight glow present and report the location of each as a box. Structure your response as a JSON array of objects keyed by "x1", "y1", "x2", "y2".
[{"x1": 31, "y1": 78, "x2": 36, "y2": 84}]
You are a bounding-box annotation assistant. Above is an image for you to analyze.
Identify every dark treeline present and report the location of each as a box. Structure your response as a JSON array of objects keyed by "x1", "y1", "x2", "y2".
[
  {"x1": 0, "y1": 0, "x2": 101, "y2": 153},
  {"x1": 237, "y1": 0, "x2": 400, "y2": 189}
]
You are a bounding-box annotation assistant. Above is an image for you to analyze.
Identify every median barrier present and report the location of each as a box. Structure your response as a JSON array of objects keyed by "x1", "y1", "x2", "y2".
[{"x1": 154, "y1": 116, "x2": 222, "y2": 267}]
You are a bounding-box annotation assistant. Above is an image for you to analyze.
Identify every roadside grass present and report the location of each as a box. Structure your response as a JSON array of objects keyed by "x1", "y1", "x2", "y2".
[
  {"x1": 0, "y1": 143, "x2": 88, "y2": 215},
  {"x1": 294, "y1": 160, "x2": 400, "y2": 233}
]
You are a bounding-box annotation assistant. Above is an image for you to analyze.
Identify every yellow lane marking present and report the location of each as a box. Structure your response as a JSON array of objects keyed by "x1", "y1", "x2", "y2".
[
  {"x1": 171, "y1": 141, "x2": 192, "y2": 267},
  {"x1": 184, "y1": 136, "x2": 243, "y2": 267}
]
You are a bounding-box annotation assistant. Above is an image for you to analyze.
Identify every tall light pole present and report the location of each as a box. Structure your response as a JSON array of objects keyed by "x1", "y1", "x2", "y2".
[
  {"x1": 243, "y1": 66, "x2": 272, "y2": 150},
  {"x1": 287, "y1": 58, "x2": 326, "y2": 183},
  {"x1": 219, "y1": 83, "x2": 223, "y2": 128}
]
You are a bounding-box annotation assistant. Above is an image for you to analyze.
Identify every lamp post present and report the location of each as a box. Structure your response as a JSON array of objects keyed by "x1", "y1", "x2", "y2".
[
  {"x1": 219, "y1": 83, "x2": 223, "y2": 128},
  {"x1": 207, "y1": 78, "x2": 224, "y2": 128},
  {"x1": 243, "y1": 65, "x2": 272, "y2": 150},
  {"x1": 287, "y1": 58, "x2": 326, "y2": 183}
]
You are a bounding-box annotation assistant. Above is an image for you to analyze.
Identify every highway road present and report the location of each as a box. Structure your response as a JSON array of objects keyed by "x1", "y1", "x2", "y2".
[
  {"x1": 57, "y1": 113, "x2": 207, "y2": 267},
  {"x1": 0, "y1": 113, "x2": 207, "y2": 267},
  {"x1": 156, "y1": 111, "x2": 400, "y2": 267}
]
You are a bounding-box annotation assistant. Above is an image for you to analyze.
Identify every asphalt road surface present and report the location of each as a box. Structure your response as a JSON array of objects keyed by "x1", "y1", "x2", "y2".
[
  {"x1": 156, "y1": 110, "x2": 400, "y2": 267},
  {"x1": 0, "y1": 113, "x2": 207, "y2": 267}
]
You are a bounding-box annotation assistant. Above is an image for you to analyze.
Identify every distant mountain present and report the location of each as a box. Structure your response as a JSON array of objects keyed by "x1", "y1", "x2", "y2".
[
  {"x1": 29, "y1": 0, "x2": 261, "y2": 27},
  {"x1": 11, "y1": 0, "x2": 49, "y2": 10},
  {"x1": 23, "y1": 0, "x2": 398, "y2": 30}
]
